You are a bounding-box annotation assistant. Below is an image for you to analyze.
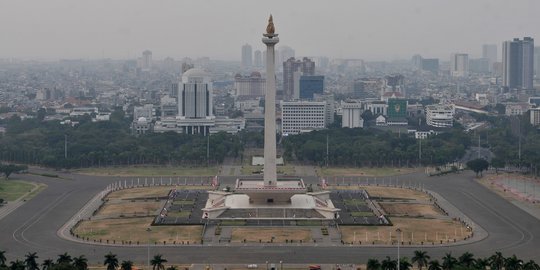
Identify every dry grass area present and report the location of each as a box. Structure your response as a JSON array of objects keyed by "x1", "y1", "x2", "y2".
[
  {"x1": 380, "y1": 203, "x2": 442, "y2": 216},
  {"x1": 231, "y1": 227, "x2": 312, "y2": 243},
  {"x1": 341, "y1": 217, "x2": 470, "y2": 244},
  {"x1": 97, "y1": 201, "x2": 162, "y2": 217},
  {"x1": 74, "y1": 217, "x2": 202, "y2": 244},
  {"x1": 332, "y1": 186, "x2": 430, "y2": 201},
  {"x1": 318, "y1": 167, "x2": 418, "y2": 177},
  {"x1": 74, "y1": 166, "x2": 218, "y2": 176},
  {"x1": 107, "y1": 186, "x2": 209, "y2": 200}
]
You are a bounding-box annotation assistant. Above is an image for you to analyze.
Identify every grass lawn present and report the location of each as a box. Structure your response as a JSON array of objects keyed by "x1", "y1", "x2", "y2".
[
  {"x1": 74, "y1": 166, "x2": 218, "y2": 176},
  {"x1": 74, "y1": 217, "x2": 202, "y2": 243},
  {"x1": 231, "y1": 227, "x2": 312, "y2": 243},
  {"x1": 97, "y1": 201, "x2": 162, "y2": 217},
  {"x1": 341, "y1": 217, "x2": 470, "y2": 244},
  {"x1": 0, "y1": 180, "x2": 38, "y2": 201},
  {"x1": 318, "y1": 167, "x2": 418, "y2": 177}
]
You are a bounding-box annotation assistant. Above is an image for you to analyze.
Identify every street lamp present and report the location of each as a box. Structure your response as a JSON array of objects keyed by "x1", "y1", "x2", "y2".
[
  {"x1": 396, "y1": 228, "x2": 402, "y2": 270},
  {"x1": 147, "y1": 227, "x2": 151, "y2": 270},
  {"x1": 280, "y1": 261, "x2": 283, "y2": 270}
]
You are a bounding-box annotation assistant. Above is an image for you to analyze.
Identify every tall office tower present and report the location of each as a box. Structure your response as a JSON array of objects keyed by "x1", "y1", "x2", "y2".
[
  {"x1": 482, "y1": 44, "x2": 498, "y2": 70},
  {"x1": 412, "y1": 54, "x2": 423, "y2": 70},
  {"x1": 283, "y1": 57, "x2": 315, "y2": 100},
  {"x1": 142, "y1": 50, "x2": 152, "y2": 71},
  {"x1": 451, "y1": 53, "x2": 469, "y2": 77},
  {"x1": 297, "y1": 75, "x2": 324, "y2": 100},
  {"x1": 503, "y1": 37, "x2": 534, "y2": 90},
  {"x1": 178, "y1": 68, "x2": 213, "y2": 120},
  {"x1": 241, "y1": 44, "x2": 253, "y2": 68},
  {"x1": 254, "y1": 50, "x2": 262, "y2": 67},
  {"x1": 421, "y1": 58, "x2": 439, "y2": 74},
  {"x1": 534, "y1": 47, "x2": 540, "y2": 80},
  {"x1": 234, "y1": 72, "x2": 266, "y2": 97}
]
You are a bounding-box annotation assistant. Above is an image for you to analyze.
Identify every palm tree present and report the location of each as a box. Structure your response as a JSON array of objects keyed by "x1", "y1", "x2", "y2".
[
  {"x1": 367, "y1": 259, "x2": 381, "y2": 270},
  {"x1": 381, "y1": 256, "x2": 397, "y2": 270},
  {"x1": 0, "y1": 251, "x2": 6, "y2": 267},
  {"x1": 73, "y1": 255, "x2": 88, "y2": 270},
  {"x1": 166, "y1": 266, "x2": 177, "y2": 270},
  {"x1": 120, "y1": 261, "x2": 133, "y2": 270},
  {"x1": 24, "y1": 252, "x2": 39, "y2": 270},
  {"x1": 412, "y1": 251, "x2": 430, "y2": 270},
  {"x1": 399, "y1": 257, "x2": 413, "y2": 270},
  {"x1": 57, "y1": 253, "x2": 73, "y2": 265},
  {"x1": 490, "y1": 252, "x2": 505, "y2": 270},
  {"x1": 9, "y1": 260, "x2": 25, "y2": 270},
  {"x1": 474, "y1": 258, "x2": 490, "y2": 270},
  {"x1": 504, "y1": 255, "x2": 523, "y2": 270},
  {"x1": 459, "y1": 252, "x2": 475, "y2": 268},
  {"x1": 150, "y1": 255, "x2": 167, "y2": 270},
  {"x1": 428, "y1": 260, "x2": 442, "y2": 270},
  {"x1": 523, "y1": 260, "x2": 540, "y2": 270},
  {"x1": 103, "y1": 253, "x2": 119, "y2": 270},
  {"x1": 442, "y1": 253, "x2": 458, "y2": 270},
  {"x1": 42, "y1": 260, "x2": 54, "y2": 270}
]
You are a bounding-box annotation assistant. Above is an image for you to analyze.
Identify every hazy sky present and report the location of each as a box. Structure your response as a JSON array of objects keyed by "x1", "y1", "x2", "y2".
[{"x1": 1, "y1": 0, "x2": 539, "y2": 61}]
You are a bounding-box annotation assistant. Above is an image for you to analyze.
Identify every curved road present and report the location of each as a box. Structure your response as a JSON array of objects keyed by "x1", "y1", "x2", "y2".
[{"x1": 1, "y1": 169, "x2": 539, "y2": 264}]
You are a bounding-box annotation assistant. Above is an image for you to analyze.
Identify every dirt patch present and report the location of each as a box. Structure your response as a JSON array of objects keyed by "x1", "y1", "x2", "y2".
[
  {"x1": 97, "y1": 201, "x2": 162, "y2": 217},
  {"x1": 231, "y1": 227, "x2": 312, "y2": 243},
  {"x1": 380, "y1": 203, "x2": 442, "y2": 216},
  {"x1": 341, "y1": 217, "x2": 470, "y2": 244},
  {"x1": 107, "y1": 186, "x2": 209, "y2": 200},
  {"x1": 74, "y1": 217, "x2": 202, "y2": 244},
  {"x1": 362, "y1": 186, "x2": 430, "y2": 200}
]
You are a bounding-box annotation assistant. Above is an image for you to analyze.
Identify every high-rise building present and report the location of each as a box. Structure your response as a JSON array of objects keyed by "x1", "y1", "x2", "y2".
[
  {"x1": 142, "y1": 50, "x2": 152, "y2": 71},
  {"x1": 234, "y1": 72, "x2": 266, "y2": 97},
  {"x1": 426, "y1": 104, "x2": 454, "y2": 128},
  {"x1": 254, "y1": 50, "x2": 262, "y2": 67},
  {"x1": 241, "y1": 44, "x2": 253, "y2": 68},
  {"x1": 278, "y1": 45, "x2": 295, "y2": 64},
  {"x1": 503, "y1": 37, "x2": 534, "y2": 90},
  {"x1": 412, "y1": 54, "x2": 423, "y2": 70},
  {"x1": 451, "y1": 53, "x2": 469, "y2": 77},
  {"x1": 482, "y1": 44, "x2": 498, "y2": 70},
  {"x1": 283, "y1": 57, "x2": 315, "y2": 100},
  {"x1": 469, "y1": 58, "x2": 490, "y2": 74},
  {"x1": 530, "y1": 108, "x2": 540, "y2": 126},
  {"x1": 534, "y1": 46, "x2": 540, "y2": 80},
  {"x1": 177, "y1": 68, "x2": 214, "y2": 135},
  {"x1": 298, "y1": 75, "x2": 324, "y2": 100}
]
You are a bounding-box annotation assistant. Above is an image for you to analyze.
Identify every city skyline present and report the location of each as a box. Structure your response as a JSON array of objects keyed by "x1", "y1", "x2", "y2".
[{"x1": 0, "y1": 0, "x2": 539, "y2": 61}]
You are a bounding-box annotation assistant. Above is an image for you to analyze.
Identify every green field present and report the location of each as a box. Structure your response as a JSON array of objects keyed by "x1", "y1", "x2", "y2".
[
  {"x1": 74, "y1": 166, "x2": 218, "y2": 176},
  {"x1": 0, "y1": 180, "x2": 37, "y2": 201},
  {"x1": 317, "y1": 167, "x2": 418, "y2": 177}
]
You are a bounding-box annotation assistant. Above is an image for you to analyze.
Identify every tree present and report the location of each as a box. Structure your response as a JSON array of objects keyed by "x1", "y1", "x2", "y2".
[
  {"x1": 367, "y1": 259, "x2": 381, "y2": 270},
  {"x1": 120, "y1": 261, "x2": 133, "y2": 270},
  {"x1": 9, "y1": 260, "x2": 25, "y2": 270},
  {"x1": 504, "y1": 255, "x2": 523, "y2": 270},
  {"x1": 442, "y1": 253, "x2": 458, "y2": 270},
  {"x1": 466, "y1": 159, "x2": 489, "y2": 177},
  {"x1": 428, "y1": 260, "x2": 442, "y2": 270},
  {"x1": 150, "y1": 255, "x2": 167, "y2": 270},
  {"x1": 381, "y1": 257, "x2": 397, "y2": 270},
  {"x1": 400, "y1": 258, "x2": 413, "y2": 270},
  {"x1": 24, "y1": 252, "x2": 39, "y2": 270},
  {"x1": 412, "y1": 250, "x2": 430, "y2": 270},
  {"x1": 523, "y1": 260, "x2": 540, "y2": 270},
  {"x1": 474, "y1": 258, "x2": 490, "y2": 270},
  {"x1": 166, "y1": 267, "x2": 177, "y2": 270},
  {"x1": 0, "y1": 164, "x2": 28, "y2": 179},
  {"x1": 490, "y1": 252, "x2": 505, "y2": 270},
  {"x1": 0, "y1": 251, "x2": 6, "y2": 267},
  {"x1": 42, "y1": 260, "x2": 54, "y2": 270},
  {"x1": 103, "y1": 253, "x2": 118, "y2": 270},
  {"x1": 72, "y1": 256, "x2": 88, "y2": 270},
  {"x1": 458, "y1": 252, "x2": 475, "y2": 268},
  {"x1": 56, "y1": 253, "x2": 72, "y2": 265}
]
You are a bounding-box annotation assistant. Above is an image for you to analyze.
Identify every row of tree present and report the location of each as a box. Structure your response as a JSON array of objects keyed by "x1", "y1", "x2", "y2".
[
  {"x1": 0, "y1": 251, "x2": 177, "y2": 270},
  {"x1": 1, "y1": 250, "x2": 539, "y2": 270},
  {"x1": 367, "y1": 250, "x2": 539, "y2": 270}
]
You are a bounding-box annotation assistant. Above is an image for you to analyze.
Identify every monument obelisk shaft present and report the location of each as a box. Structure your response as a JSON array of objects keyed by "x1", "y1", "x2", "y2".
[{"x1": 262, "y1": 15, "x2": 279, "y2": 187}]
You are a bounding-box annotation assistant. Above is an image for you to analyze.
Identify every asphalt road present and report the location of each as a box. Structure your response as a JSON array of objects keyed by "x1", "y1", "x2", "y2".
[{"x1": 1, "y1": 168, "x2": 539, "y2": 264}]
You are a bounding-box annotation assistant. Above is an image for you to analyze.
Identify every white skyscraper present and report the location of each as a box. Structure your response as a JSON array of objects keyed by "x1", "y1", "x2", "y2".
[
  {"x1": 451, "y1": 53, "x2": 469, "y2": 77},
  {"x1": 482, "y1": 44, "x2": 498, "y2": 68},
  {"x1": 142, "y1": 50, "x2": 152, "y2": 71},
  {"x1": 254, "y1": 50, "x2": 262, "y2": 67},
  {"x1": 176, "y1": 68, "x2": 214, "y2": 135}
]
